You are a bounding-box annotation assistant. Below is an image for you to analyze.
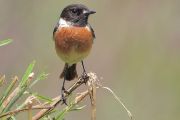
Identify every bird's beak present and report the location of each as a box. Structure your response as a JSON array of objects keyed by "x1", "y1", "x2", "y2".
[
  {"x1": 84, "y1": 10, "x2": 96, "y2": 15},
  {"x1": 88, "y1": 10, "x2": 96, "y2": 14}
]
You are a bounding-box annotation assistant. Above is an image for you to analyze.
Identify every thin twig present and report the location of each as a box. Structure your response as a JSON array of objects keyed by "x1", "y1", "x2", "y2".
[
  {"x1": 32, "y1": 76, "x2": 87, "y2": 120},
  {"x1": 56, "y1": 89, "x2": 90, "y2": 119},
  {"x1": 0, "y1": 106, "x2": 52, "y2": 118}
]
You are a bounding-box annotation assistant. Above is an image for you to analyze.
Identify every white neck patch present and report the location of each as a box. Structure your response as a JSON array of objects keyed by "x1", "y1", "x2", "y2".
[
  {"x1": 59, "y1": 18, "x2": 72, "y2": 27},
  {"x1": 58, "y1": 18, "x2": 90, "y2": 32}
]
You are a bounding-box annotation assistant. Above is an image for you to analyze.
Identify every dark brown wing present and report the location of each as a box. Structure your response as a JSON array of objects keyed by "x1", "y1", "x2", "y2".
[
  {"x1": 53, "y1": 23, "x2": 59, "y2": 39},
  {"x1": 88, "y1": 24, "x2": 96, "y2": 40}
]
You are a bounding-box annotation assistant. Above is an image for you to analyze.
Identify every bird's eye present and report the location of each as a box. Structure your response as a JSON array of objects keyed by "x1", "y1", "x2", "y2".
[
  {"x1": 71, "y1": 9, "x2": 77, "y2": 13},
  {"x1": 71, "y1": 9, "x2": 81, "y2": 16}
]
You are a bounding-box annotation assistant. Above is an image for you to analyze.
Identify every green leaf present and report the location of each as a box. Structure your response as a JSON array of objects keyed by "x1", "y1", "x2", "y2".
[
  {"x1": 69, "y1": 105, "x2": 86, "y2": 111},
  {"x1": 41, "y1": 110, "x2": 57, "y2": 119},
  {"x1": 55, "y1": 109, "x2": 66, "y2": 120},
  {"x1": 20, "y1": 61, "x2": 36, "y2": 87},
  {"x1": 32, "y1": 93, "x2": 53, "y2": 103},
  {"x1": 55, "y1": 103, "x2": 74, "y2": 120},
  {"x1": 0, "y1": 39, "x2": 12, "y2": 47}
]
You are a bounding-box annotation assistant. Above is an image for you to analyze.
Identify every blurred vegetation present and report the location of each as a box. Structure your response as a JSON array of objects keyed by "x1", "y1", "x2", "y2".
[
  {"x1": 0, "y1": 61, "x2": 49, "y2": 119},
  {"x1": 0, "y1": 60, "x2": 97, "y2": 120},
  {"x1": 0, "y1": 39, "x2": 12, "y2": 47},
  {"x1": 0, "y1": 60, "x2": 79, "y2": 120}
]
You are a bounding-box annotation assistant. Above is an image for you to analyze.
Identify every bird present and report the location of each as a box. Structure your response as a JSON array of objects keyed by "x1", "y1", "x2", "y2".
[{"x1": 53, "y1": 4, "x2": 96, "y2": 104}]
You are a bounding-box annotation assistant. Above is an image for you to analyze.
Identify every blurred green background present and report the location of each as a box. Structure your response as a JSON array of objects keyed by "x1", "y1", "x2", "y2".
[{"x1": 1, "y1": 0, "x2": 180, "y2": 120}]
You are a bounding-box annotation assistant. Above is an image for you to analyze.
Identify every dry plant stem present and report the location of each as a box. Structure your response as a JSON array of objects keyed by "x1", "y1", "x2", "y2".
[
  {"x1": 87, "y1": 72, "x2": 98, "y2": 120},
  {"x1": 32, "y1": 77, "x2": 87, "y2": 120},
  {"x1": 2, "y1": 87, "x2": 19, "y2": 108},
  {"x1": 0, "y1": 106, "x2": 52, "y2": 118},
  {"x1": 1, "y1": 95, "x2": 41, "y2": 118},
  {"x1": 0, "y1": 86, "x2": 92, "y2": 119},
  {"x1": 32, "y1": 96, "x2": 60, "y2": 120},
  {"x1": 74, "y1": 90, "x2": 89, "y2": 104},
  {"x1": 55, "y1": 90, "x2": 90, "y2": 119},
  {"x1": 2, "y1": 74, "x2": 33, "y2": 111},
  {"x1": 0, "y1": 76, "x2": 18, "y2": 109},
  {"x1": 100, "y1": 86, "x2": 134, "y2": 120},
  {"x1": 28, "y1": 103, "x2": 33, "y2": 120},
  {"x1": 90, "y1": 82, "x2": 96, "y2": 120}
]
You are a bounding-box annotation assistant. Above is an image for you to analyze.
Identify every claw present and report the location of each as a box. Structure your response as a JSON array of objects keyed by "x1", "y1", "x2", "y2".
[
  {"x1": 61, "y1": 87, "x2": 68, "y2": 105},
  {"x1": 81, "y1": 72, "x2": 89, "y2": 84},
  {"x1": 61, "y1": 94, "x2": 67, "y2": 105},
  {"x1": 81, "y1": 61, "x2": 89, "y2": 84}
]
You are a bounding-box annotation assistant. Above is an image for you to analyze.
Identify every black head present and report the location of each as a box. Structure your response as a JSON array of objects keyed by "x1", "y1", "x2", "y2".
[{"x1": 60, "y1": 4, "x2": 96, "y2": 27}]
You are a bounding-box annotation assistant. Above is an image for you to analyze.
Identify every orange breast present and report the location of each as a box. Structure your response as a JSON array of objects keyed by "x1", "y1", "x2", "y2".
[{"x1": 54, "y1": 26, "x2": 93, "y2": 64}]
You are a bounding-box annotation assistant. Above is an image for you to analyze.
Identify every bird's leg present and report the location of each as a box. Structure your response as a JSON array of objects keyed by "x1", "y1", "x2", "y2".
[
  {"x1": 61, "y1": 77, "x2": 68, "y2": 105},
  {"x1": 61, "y1": 66, "x2": 69, "y2": 105},
  {"x1": 81, "y1": 61, "x2": 89, "y2": 83}
]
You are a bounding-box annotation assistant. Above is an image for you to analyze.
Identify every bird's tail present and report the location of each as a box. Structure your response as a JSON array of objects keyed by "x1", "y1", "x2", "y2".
[{"x1": 60, "y1": 63, "x2": 78, "y2": 81}]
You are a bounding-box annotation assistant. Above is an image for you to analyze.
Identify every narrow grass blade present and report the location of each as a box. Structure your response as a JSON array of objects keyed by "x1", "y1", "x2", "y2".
[
  {"x1": 1, "y1": 61, "x2": 36, "y2": 113},
  {"x1": 0, "y1": 39, "x2": 12, "y2": 47},
  {"x1": 31, "y1": 93, "x2": 53, "y2": 103},
  {"x1": 20, "y1": 61, "x2": 36, "y2": 87},
  {"x1": 0, "y1": 76, "x2": 18, "y2": 109},
  {"x1": 55, "y1": 109, "x2": 67, "y2": 120},
  {"x1": 69, "y1": 105, "x2": 86, "y2": 111},
  {"x1": 55, "y1": 102, "x2": 82, "y2": 120}
]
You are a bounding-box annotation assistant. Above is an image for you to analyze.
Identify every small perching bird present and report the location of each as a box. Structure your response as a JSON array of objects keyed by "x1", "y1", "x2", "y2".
[{"x1": 53, "y1": 4, "x2": 96, "y2": 104}]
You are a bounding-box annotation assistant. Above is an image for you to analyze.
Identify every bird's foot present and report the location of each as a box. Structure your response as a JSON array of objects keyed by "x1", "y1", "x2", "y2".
[
  {"x1": 61, "y1": 87, "x2": 70, "y2": 105},
  {"x1": 81, "y1": 72, "x2": 89, "y2": 84}
]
